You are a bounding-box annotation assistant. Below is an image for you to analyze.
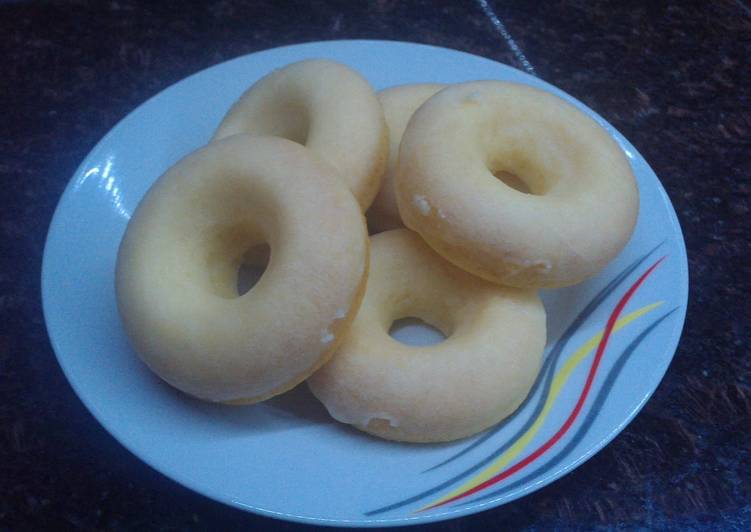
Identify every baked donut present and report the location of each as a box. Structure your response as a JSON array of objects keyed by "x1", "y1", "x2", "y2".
[
  {"x1": 116, "y1": 135, "x2": 369, "y2": 404},
  {"x1": 396, "y1": 81, "x2": 639, "y2": 288},
  {"x1": 308, "y1": 229, "x2": 545, "y2": 443},
  {"x1": 366, "y1": 83, "x2": 445, "y2": 232},
  {"x1": 213, "y1": 59, "x2": 388, "y2": 210}
]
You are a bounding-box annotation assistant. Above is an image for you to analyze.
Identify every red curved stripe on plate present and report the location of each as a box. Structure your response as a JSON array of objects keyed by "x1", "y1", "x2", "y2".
[{"x1": 423, "y1": 257, "x2": 666, "y2": 511}]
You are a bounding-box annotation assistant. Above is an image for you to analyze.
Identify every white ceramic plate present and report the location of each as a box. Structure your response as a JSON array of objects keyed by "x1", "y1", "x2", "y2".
[{"x1": 42, "y1": 40, "x2": 688, "y2": 527}]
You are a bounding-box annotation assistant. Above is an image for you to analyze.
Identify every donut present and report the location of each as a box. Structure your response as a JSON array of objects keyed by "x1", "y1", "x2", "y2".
[
  {"x1": 308, "y1": 229, "x2": 545, "y2": 443},
  {"x1": 213, "y1": 59, "x2": 388, "y2": 210},
  {"x1": 395, "y1": 81, "x2": 639, "y2": 288},
  {"x1": 366, "y1": 83, "x2": 445, "y2": 232},
  {"x1": 116, "y1": 135, "x2": 369, "y2": 404}
]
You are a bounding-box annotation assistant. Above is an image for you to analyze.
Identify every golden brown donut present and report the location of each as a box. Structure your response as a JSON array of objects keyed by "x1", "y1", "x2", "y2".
[
  {"x1": 308, "y1": 229, "x2": 545, "y2": 443},
  {"x1": 396, "y1": 81, "x2": 639, "y2": 288},
  {"x1": 213, "y1": 59, "x2": 388, "y2": 210},
  {"x1": 116, "y1": 135, "x2": 369, "y2": 404}
]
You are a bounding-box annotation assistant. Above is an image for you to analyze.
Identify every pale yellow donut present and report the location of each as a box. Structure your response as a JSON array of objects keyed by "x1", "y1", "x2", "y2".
[
  {"x1": 308, "y1": 229, "x2": 545, "y2": 443},
  {"x1": 213, "y1": 59, "x2": 388, "y2": 210},
  {"x1": 366, "y1": 83, "x2": 445, "y2": 232},
  {"x1": 396, "y1": 81, "x2": 639, "y2": 288},
  {"x1": 116, "y1": 135, "x2": 369, "y2": 404}
]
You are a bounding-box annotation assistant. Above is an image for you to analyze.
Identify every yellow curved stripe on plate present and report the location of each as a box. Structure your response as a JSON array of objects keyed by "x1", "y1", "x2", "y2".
[{"x1": 422, "y1": 301, "x2": 664, "y2": 510}]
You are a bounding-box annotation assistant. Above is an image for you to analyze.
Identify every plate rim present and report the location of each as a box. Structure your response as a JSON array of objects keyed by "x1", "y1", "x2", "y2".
[{"x1": 41, "y1": 38, "x2": 690, "y2": 527}]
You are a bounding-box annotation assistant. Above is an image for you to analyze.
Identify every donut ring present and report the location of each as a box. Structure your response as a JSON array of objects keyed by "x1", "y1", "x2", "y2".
[
  {"x1": 308, "y1": 229, "x2": 545, "y2": 443},
  {"x1": 213, "y1": 59, "x2": 388, "y2": 210},
  {"x1": 116, "y1": 135, "x2": 369, "y2": 404},
  {"x1": 396, "y1": 81, "x2": 639, "y2": 288},
  {"x1": 366, "y1": 83, "x2": 445, "y2": 232}
]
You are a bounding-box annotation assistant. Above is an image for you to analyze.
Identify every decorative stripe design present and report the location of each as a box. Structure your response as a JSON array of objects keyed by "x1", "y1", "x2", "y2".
[
  {"x1": 365, "y1": 250, "x2": 669, "y2": 517},
  {"x1": 419, "y1": 257, "x2": 665, "y2": 511},
  {"x1": 420, "y1": 301, "x2": 664, "y2": 508},
  {"x1": 470, "y1": 307, "x2": 679, "y2": 504},
  {"x1": 423, "y1": 242, "x2": 664, "y2": 474}
]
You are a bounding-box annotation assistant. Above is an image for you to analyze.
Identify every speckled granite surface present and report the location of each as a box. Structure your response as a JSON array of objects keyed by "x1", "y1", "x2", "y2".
[{"x1": 1, "y1": 0, "x2": 749, "y2": 530}]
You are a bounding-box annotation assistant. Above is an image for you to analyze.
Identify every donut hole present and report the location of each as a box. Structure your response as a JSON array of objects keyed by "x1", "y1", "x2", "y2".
[
  {"x1": 236, "y1": 243, "x2": 271, "y2": 296},
  {"x1": 492, "y1": 170, "x2": 532, "y2": 194},
  {"x1": 488, "y1": 146, "x2": 558, "y2": 195},
  {"x1": 207, "y1": 224, "x2": 272, "y2": 299},
  {"x1": 261, "y1": 99, "x2": 310, "y2": 145},
  {"x1": 389, "y1": 317, "x2": 448, "y2": 346},
  {"x1": 273, "y1": 104, "x2": 309, "y2": 145}
]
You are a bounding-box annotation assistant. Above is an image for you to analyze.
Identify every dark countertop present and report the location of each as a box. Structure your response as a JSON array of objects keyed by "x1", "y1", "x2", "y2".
[{"x1": 1, "y1": 0, "x2": 749, "y2": 530}]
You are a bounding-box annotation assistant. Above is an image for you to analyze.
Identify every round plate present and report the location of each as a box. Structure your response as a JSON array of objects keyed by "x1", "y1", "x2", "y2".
[{"x1": 42, "y1": 40, "x2": 688, "y2": 527}]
